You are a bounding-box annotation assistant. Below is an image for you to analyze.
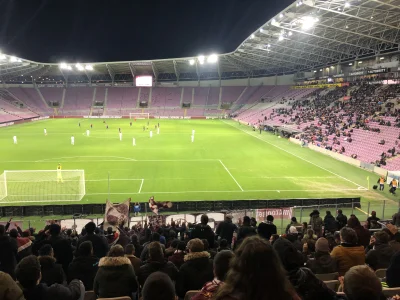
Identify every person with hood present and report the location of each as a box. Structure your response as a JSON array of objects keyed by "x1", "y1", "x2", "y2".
[
  {"x1": 347, "y1": 216, "x2": 370, "y2": 248},
  {"x1": 237, "y1": 216, "x2": 257, "y2": 243},
  {"x1": 0, "y1": 271, "x2": 25, "y2": 300},
  {"x1": 216, "y1": 214, "x2": 237, "y2": 246},
  {"x1": 0, "y1": 224, "x2": 18, "y2": 279},
  {"x1": 273, "y1": 237, "x2": 336, "y2": 300},
  {"x1": 176, "y1": 238, "x2": 214, "y2": 298},
  {"x1": 366, "y1": 211, "x2": 381, "y2": 230},
  {"x1": 285, "y1": 217, "x2": 302, "y2": 234},
  {"x1": 365, "y1": 231, "x2": 396, "y2": 271},
  {"x1": 336, "y1": 209, "x2": 348, "y2": 230},
  {"x1": 323, "y1": 211, "x2": 337, "y2": 235},
  {"x1": 93, "y1": 244, "x2": 138, "y2": 299},
  {"x1": 305, "y1": 238, "x2": 337, "y2": 274},
  {"x1": 309, "y1": 210, "x2": 323, "y2": 237},
  {"x1": 215, "y1": 236, "x2": 298, "y2": 300},
  {"x1": 38, "y1": 244, "x2": 66, "y2": 286},
  {"x1": 191, "y1": 214, "x2": 215, "y2": 248},
  {"x1": 16, "y1": 255, "x2": 83, "y2": 300},
  {"x1": 286, "y1": 227, "x2": 302, "y2": 252},
  {"x1": 386, "y1": 251, "x2": 400, "y2": 288},
  {"x1": 67, "y1": 241, "x2": 99, "y2": 291},
  {"x1": 168, "y1": 241, "x2": 186, "y2": 269},
  {"x1": 77, "y1": 222, "x2": 108, "y2": 259},
  {"x1": 330, "y1": 227, "x2": 365, "y2": 276},
  {"x1": 137, "y1": 241, "x2": 178, "y2": 287}
]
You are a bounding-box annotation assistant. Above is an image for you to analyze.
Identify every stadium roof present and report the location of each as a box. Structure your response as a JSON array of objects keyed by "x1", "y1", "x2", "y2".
[{"x1": 1, "y1": 0, "x2": 399, "y2": 84}]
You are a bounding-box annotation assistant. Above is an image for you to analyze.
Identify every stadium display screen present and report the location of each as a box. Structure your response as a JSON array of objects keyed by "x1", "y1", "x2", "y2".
[{"x1": 136, "y1": 76, "x2": 153, "y2": 87}]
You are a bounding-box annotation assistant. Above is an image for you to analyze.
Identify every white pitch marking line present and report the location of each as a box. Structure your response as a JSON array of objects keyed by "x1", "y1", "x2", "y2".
[
  {"x1": 35, "y1": 156, "x2": 137, "y2": 162},
  {"x1": 219, "y1": 159, "x2": 244, "y2": 191},
  {"x1": 138, "y1": 179, "x2": 144, "y2": 193},
  {"x1": 222, "y1": 120, "x2": 367, "y2": 190}
]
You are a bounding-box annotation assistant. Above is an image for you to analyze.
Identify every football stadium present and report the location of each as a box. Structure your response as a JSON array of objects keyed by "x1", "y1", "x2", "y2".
[{"x1": 1, "y1": 0, "x2": 400, "y2": 298}]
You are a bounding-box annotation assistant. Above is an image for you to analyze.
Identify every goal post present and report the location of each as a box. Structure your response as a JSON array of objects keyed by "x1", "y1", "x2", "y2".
[
  {"x1": 129, "y1": 113, "x2": 149, "y2": 119},
  {"x1": 0, "y1": 170, "x2": 86, "y2": 203}
]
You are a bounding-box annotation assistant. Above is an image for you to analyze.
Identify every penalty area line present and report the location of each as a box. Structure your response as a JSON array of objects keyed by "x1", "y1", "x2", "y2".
[
  {"x1": 222, "y1": 120, "x2": 367, "y2": 190},
  {"x1": 219, "y1": 159, "x2": 243, "y2": 191},
  {"x1": 138, "y1": 179, "x2": 144, "y2": 193}
]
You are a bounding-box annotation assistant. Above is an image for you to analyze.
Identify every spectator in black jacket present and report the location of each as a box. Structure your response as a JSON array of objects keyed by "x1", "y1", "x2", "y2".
[
  {"x1": 46, "y1": 224, "x2": 73, "y2": 273},
  {"x1": 0, "y1": 224, "x2": 18, "y2": 279},
  {"x1": 77, "y1": 222, "x2": 108, "y2": 260},
  {"x1": 215, "y1": 215, "x2": 237, "y2": 246},
  {"x1": 306, "y1": 238, "x2": 337, "y2": 274},
  {"x1": 38, "y1": 244, "x2": 66, "y2": 286},
  {"x1": 68, "y1": 241, "x2": 98, "y2": 291},
  {"x1": 386, "y1": 251, "x2": 400, "y2": 288},
  {"x1": 366, "y1": 211, "x2": 381, "y2": 229},
  {"x1": 137, "y1": 241, "x2": 178, "y2": 287},
  {"x1": 140, "y1": 232, "x2": 166, "y2": 261},
  {"x1": 176, "y1": 238, "x2": 213, "y2": 298},
  {"x1": 366, "y1": 231, "x2": 396, "y2": 271},
  {"x1": 336, "y1": 209, "x2": 348, "y2": 230},
  {"x1": 257, "y1": 215, "x2": 277, "y2": 241},
  {"x1": 191, "y1": 214, "x2": 215, "y2": 248},
  {"x1": 237, "y1": 216, "x2": 257, "y2": 244},
  {"x1": 16, "y1": 255, "x2": 82, "y2": 300},
  {"x1": 94, "y1": 244, "x2": 138, "y2": 299},
  {"x1": 324, "y1": 211, "x2": 338, "y2": 235}
]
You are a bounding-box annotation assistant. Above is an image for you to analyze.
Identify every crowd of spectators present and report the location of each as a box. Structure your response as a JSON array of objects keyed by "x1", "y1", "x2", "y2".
[{"x1": 0, "y1": 209, "x2": 400, "y2": 300}]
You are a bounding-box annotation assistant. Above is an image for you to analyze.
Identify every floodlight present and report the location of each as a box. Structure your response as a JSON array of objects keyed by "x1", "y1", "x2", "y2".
[
  {"x1": 207, "y1": 54, "x2": 218, "y2": 63},
  {"x1": 9, "y1": 56, "x2": 17, "y2": 62},
  {"x1": 279, "y1": 14, "x2": 283, "y2": 19},
  {"x1": 301, "y1": 16, "x2": 318, "y2": 30},
  {"x1": 288, "y1": 31, "x2": 293, "y2": 36},
  {"x1": 267, "y1": 44, "x2": 271, "y2": 47},
  {"x1": 319, "y1": 69, "x2": 323, "y2": 71},
  {"x1": 60, "y1": 63, "x2": 68, "y2": 69},
  {"x1": 278, "y1": 35, "x2": 284, "y2": 41},
  {"x1": 260, "y1": 28, "x2": 264, "y2": 33},
  {"x1": 331, "y1": 66, "x2": 334, "y2": 69},
  {"x1": 85, "y1": 65, "x2": 93, "y2": 70},
  {"x1": 67, "y1": 65, "x2": 72, "y2": 70},
  {"x1": 75, "y1": 63, "x2": 84, "y2": 71},
  {"x1": 314, "y1": 70, "x2": 317, "y2": 73},
  {"x1": 0, "y1": 53, "x2": 6, "y2": 60},
  {"x1": 198, "y1": 55, "x2": 205, "y2": 64},
  {"x1": 344, "y1": 2, "x2": 350, "y2": 7},
  {"x1": 17, "y1": 59, "x2": 22, "y2": 62},
  {"x1": 380, "y1": 57, "x2": 385, "y2": 60},
  {"x1": 189, "y1": 59, "x2": 195, "y2": 65},
  {"x1": 250, "y1": 34, "x2": 255, "y2": 39},
  {"x1": 358, "y1": 61, "x2": 362, "y2": 64},
  {"x1": 349, "y1": 63, "x2": 353, "y2": 65},
  {"x1": 346, "y1": 26, "x2": 349, "y2": 29},
  {"x1": 326, "y1": 67, "x2": 329, "y2": 71}
]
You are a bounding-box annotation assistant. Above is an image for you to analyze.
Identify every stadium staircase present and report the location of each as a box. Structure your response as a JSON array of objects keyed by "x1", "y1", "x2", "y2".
[
  {"x1": 60, "y1": 89, "x2": 66, "y2": 110},
  {"x1": 103, "y1": 88, "x2": 108, "y2": 116},
  {"x1": 35, "y1": 87, "x2": 51, "y2": 110}
]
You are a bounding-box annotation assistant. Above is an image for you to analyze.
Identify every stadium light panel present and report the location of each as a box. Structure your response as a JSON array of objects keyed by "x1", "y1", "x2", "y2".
[
  {"x1": 313, "y1": 70, "x2": 317, "y2": 73},
  {"x1": 267, "y1": 44, "x2": 271, "y2": 48},
  {"x1": 189, "y1": 59, "x2": 195, "y2": 65},
  {"x1": 278, "y1": 35, "x2": 284, "y2": 41},
  {"x1": 349, "y1": 63, "x2": 353, "y2": 65},
  {"x1": 279, "y1": 14, "x2": 283, "y2": 19},
  {"x1": 9, "y1": 56, "x2": 17, "y2": 62},
  {"x1": 288, "y1": 31, "x2": 293, "y2": 36},
  {"x1": 358, "y1": 61, "x2": 362, "y2": 64},
  {"x1": 85, "y1": 65, "x2": 93, "y2": 71},
  {"x1": 198, "y1": 55, "x2": 205, "y2": 64},
  {"x1": 301, "y1": 16, "x2": 318, "y2": 30},
  {"x1": 331, "y1": 66, "x2": 334, "y2": 69},
  {"x1": 207, "y1": 54, "x2": 218, "y2": 63},
  {"x1": 0, "y1": 54, "x2": 6, "y2": 60},
  {"x1": 250, "y1": 34, "x2": 255, "y2": 39},
  {"x1": 380, "y1": 57, "x2": 385, "y2": 60},
  {"x1": 319, "y1": 69, "x2": 323, "y2": 71},
  {"x1": 75, "y1": 63, "x2": 84, "y2": 71},
  {"x1": 344, "y1": 2, "x2": 350, "y2": 7},
  {"x1": 260, "y1": 28, "x2": 264, "y2": 33}
]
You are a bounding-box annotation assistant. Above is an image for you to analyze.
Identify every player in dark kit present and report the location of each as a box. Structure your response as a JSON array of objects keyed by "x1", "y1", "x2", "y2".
[
  {"x1": 78, "y1": 122, "x2": 80, "y2": 127},
  {"x1": 91, "y1": 124, "x2": 93, "y2": 128},
  {"x1": 158, "y1": 123, "x2": 160, "y2": 128},
  {"x1": 106, "y1": 125, "x2": 109, "y2": 129},
  {"x1": 143, "y1": 126, "x2": 145, "y2": 131},
  {"x1": 130, "y1": 122, "x2": 132, "y2": 127},
  {"x1": 259, "y1": 126, "x2": 262, "y2": 134},
  {"x1": 118, "y1": 127, "x2": 121, "y2": 133}
]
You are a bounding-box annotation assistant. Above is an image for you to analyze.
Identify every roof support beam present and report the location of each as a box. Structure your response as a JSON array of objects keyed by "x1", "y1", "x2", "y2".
[
  {"x1": 106, "y1": 64, "x2": 115, "y2": 84},
  {"x1": 151, "y1": 62, "x2": 158, "y2": 82},
  {"x1": 194, "y1": 60, "x2": 200, "y2": 82},
  {"x1": 173, "y1": 60, "x2": 180, "y2": 82}
]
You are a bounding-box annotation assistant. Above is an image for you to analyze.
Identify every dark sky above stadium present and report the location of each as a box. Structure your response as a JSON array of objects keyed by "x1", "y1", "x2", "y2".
[{"x1": 0, "y1": 0, "x2": 293, "y2": 63}]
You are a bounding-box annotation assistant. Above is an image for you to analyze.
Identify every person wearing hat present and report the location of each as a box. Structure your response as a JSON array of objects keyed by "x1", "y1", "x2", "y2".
[
  {"x1": 176, "y1": 238, "x2": 213, "y2": 299},
  {"x1": 306, "y1": 237, "x2": 337, "y2": 275},
  {"x1": 215, "y1": 214, "x2": 237, "y2": 247},
  {"x1": 309, "y1": 210, "x2": 323, "y2": 238}
]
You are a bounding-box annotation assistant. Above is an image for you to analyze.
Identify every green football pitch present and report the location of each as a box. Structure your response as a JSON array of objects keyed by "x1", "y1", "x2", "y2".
[{"x1": 0, "y1": 118, "x2": 397, "y2": 212}]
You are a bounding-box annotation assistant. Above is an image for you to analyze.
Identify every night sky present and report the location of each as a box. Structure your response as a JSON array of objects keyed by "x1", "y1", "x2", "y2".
[{"x1": 0, "y1": 0, "x2": 293, "y2": 63}]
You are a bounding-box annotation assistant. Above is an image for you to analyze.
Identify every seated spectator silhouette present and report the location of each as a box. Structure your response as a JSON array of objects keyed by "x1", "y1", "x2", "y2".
[
  {"x1": 176, "y1": 238, "x2": 213, "y2": 298},
  {"x1": 215, "y1": 236, "x2": 297, "y2": 300},
  {"x1": 168, "y1": 241, "x2": 186, "y2": 269},
  {"x1": 337, "y1": 265, "x2": 383, "y2": 300},
  {"x1": 16, "y1": 255, "x2": 82, "y2": 300},
  {"x1": 386, "y1": 251, "x2": 400, "y2": 288},
  {"x1": 365, "y1": 231, "x2": 396, "y2": 271},
  {"x1": 273, "y1": 237, "x2": 336, "y2": 300},
  {"x1": 38, "y1": 244, "x2": 66, "y2": 286},
  {"x1": 305, "y1": 237, "x2": 337, "y2": 274},
  {"x1": 193, "y1": 250, "x2": 234, "y2": 300},
  {"x1": 94, "y1": 244, "x2": 138, "y2": 299},
  {"x1": 77, "y1": 222, "x2": 108, "y2": 259},
  {"x1": 347, "y1": 216, "x2": 370, "y2": 248},
  {"x1": 141, "y1": 232, "x2": 165, "y2": 261},
  {"x1": 141, "y1": 272, "x2": 176, "y2": 300},
  {"x1": 137, "y1": 241, "x2": 178, "y2": 287},
  {"x1": 125, "y1": 244, "x2": 141, "y2": 275},
  {"x1": 330, "y1": 227, "x2": 365, "y2": 276},
  {"x1": 67, "y1": 241, "x2": 98, "y2": 291},
  {"x1": 165, "y1": 239, "x2": 179, "y2": 258}
]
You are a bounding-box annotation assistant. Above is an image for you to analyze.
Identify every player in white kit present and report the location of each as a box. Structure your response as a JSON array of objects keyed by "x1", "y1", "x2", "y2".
[
  {"x1": 13, "y1": 136, "x2": 17, "y2": 144},
  {"x1": 132, "y1": 138, "x2": 136, "y2": 146},
  {"x1": 44, "y1": 128, "x2": 47, "y2": 136},
  {"x1": 192, "y1": 129, "x2": 195, "y2": 135},
  {"x1": 191, "y1": 135, "x2": 194, "y2": 142},
  {"x1": 150, "y1": 131, "x2": 153, "y2": 138},
  {"x1": 157, "y1": 127, "x2": 160, "y2": 134},
  {"x1": 119, "y1": 132, "x2": 122, "y2": 141},
  {"x1": 86, "y1": 130, "x2": 90, "y2": 136},
  {"x1": 71, "y1": 135, "x2": 75, "y2": 145}
]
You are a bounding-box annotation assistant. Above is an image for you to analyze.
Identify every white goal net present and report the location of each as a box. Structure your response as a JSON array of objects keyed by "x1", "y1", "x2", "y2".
[
  {"x1": 0, "y1": 170, "x2": 85, "y2": 203},
  {"x1": 129, "y1": 113, "x2": 149, "y2": 119}
]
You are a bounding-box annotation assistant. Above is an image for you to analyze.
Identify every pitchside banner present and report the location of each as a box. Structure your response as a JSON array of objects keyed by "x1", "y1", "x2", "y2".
[
  {"x1": 256, "y1": 207, "x2": 293, "y2": 221},
  {"x1": 104, "y1": 198, "x2": 131, "y2": 229}
]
